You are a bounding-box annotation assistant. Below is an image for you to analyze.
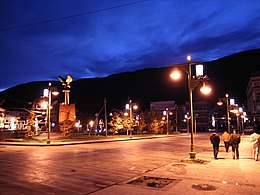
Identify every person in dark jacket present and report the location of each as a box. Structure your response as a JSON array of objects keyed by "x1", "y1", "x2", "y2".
[
  {"x1": 230, "y1": 129, "x2": 241, "y2": 159},
  {"x1": 210, "y1": 132, "x2": 220, "y2": 159}
]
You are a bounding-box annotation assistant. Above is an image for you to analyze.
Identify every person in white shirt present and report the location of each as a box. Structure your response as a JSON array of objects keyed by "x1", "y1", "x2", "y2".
[{"x1": 249, "y1": 132, "x2": 260, "y2": 161}]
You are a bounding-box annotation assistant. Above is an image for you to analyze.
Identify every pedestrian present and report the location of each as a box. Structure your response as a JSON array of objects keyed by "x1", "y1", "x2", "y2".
[
  {"x1": 249, "y1": 131, "x2": 260, "y2": 161},
  {"x1": 222, "y1": 130, "x2": 231, "y2": 152},
  {"x1": 230, "y1": 129, "x2": 241, "y2": 159},
  {"x1": 210, "y1": 132, "x2": 220, "y2": 159}
]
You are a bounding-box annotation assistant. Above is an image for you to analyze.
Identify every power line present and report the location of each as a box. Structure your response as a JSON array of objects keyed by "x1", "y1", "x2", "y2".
[{"x1": 0, "y1": 0, "x2": 149, "y2": 32}]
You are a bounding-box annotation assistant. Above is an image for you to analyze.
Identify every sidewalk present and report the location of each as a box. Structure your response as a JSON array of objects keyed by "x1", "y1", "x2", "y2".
[{"x1": 91, "y1": 135, "x2": 260, "y2": 195}]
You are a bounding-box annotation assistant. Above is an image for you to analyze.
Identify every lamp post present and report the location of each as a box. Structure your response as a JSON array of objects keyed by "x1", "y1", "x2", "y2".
[
  {"x1": 187, "y1": 56, "x2": 196, "y2": 159},
  {"x1": 184, "y1": 113, "x2": 190, "y2": 133},
  {"x1": 45, "y1": 83, "x2": 59, "y2": 144},
  {"x1": 170, "y1": 56, "x2": 211, "y2": 159},
  {"x1": 104, "y1": 98, "x2": 108, "y2": 137},
  {"x1": 217, "y1": 94, "x2": 232, "y2": 133},
  {"x1": 89, "y1": 120, "x2": 94, "y2": 136},
  {"x1": 231, "y1": 106, "x2": 244, "y2": 133},
  {"x1": 125, "y1": 100, "x2": 138, "y2": 138},
  {"x1": 163, "y1": 108, "x2": 172, "y2": 136},
  {"x1": 240, "y1": 111, "x2": 247, "y2": 135},
  {"x1": 194, "y1": 113, "x2": 199, "y2": 134},
  {"x1": 226, "y1": 94, "x2": 230, "y2": 133},
  {"x1": 174, "y1": 105, "x2": 178, "y2": 132}
]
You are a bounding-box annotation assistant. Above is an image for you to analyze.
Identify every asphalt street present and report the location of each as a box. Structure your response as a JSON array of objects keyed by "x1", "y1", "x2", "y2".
[{"x1": 0, "y1": 133, "x2": 259, "y2": 195}]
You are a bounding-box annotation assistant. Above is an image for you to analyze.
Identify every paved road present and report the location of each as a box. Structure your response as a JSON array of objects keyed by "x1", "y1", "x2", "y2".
[{"x1": 0, "y1": 133, "x2": 259, "y2": 195}]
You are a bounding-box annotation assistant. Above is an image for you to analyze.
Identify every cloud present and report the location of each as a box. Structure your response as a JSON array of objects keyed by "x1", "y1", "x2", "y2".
[{"x1": 0, "y1": 0, "x2": 260, "y2": 91}]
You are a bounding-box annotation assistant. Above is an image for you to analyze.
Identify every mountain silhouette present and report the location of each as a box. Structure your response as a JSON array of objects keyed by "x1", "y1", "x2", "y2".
[{"x1": 0, "y1": 48, "x2": 259, "y2": 121}]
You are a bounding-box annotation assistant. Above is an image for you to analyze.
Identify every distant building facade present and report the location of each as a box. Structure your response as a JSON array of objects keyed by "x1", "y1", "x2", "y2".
[
  {"x1": 150, "y1": 100, "x2": 212, "y2": 132},
  {"x1": 185, "y1": 100, "x2": 212, "y2": 132},
  {"x1": 246, "y1": 71, "x2": 260, "y2": 131},
  {"x1": 150, "y1": 101, "x2": 176, "y2": 111},
  {"x1": 0, "y1": 108, "x2": 27, "y2": 130}
]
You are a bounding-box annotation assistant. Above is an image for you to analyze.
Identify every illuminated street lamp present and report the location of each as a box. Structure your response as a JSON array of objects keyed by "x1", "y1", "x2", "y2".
[
  {"x1": 163, "y1": 108, "x2": 173, "y2": 136},
  {"x1": 217, "y1": 94, "x2": 232, "y2": 133},
  {"x1": 174, "y1": 105, "x2": 178, "y2": 132},
  {"x1": 88, "y1": 120, "x2": 94, "y2": 136},
  {"x1": 170, "y1": 56, "x2": 212, "y2": 159},
  {"x1": 44, "y1": 83, "x2": 59, "y2": 144},
  {"x1": 184, "y1": 113, "x2": 190, "y2": 133},
  {"x1": 231, "y1": 106, "x2": 244, "y2": 133},
  {"x1": 125, "y1": 100, "x2": 139, "y2": 138},
  {"x1": 240, "y1": 111, "x2": 248, "y2": 135}
]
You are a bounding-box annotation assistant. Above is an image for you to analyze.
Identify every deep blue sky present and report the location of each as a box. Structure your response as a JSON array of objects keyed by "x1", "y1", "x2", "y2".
[{"x1": 0, "y1": 0, "x2": 260, "y2": 91}]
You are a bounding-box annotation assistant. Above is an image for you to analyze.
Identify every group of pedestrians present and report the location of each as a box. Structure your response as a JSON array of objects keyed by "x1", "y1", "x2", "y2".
[{"x1": 209, "y1": 129, "x2": 260, "y2": 161}]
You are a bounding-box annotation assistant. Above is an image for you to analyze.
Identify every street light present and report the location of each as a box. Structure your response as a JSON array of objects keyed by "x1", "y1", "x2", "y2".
[
  {"x1": 174, "y1": 105, "x2": 178, "y2": 132},
  {"x1": 163, "y1": 108, "x2": 173, "y2": 136},
  {"x1": 217, "y1": 94, "x2": 231, "y2": 133},
  {"x1": 125, "y1": 100, "x2": 139, "y2": 138},
  {"x1": 170, "y1": 56, "x2": 212, "y2": 159},
  {"x1": 240, "y1": 111, "x2": 248, "y2": 135},
  {"x1": 231, "y1": 106, "x2": 244, "y2": 133},
  {"x1": 194, "y1": 113, "x2": 199, "y2": 134},
  {"x1": 217, "y1": 95, "x2": 237, "y2": 133},
  {"x1": 45, "y1": 83, "x2": 59, "y2": 144}
]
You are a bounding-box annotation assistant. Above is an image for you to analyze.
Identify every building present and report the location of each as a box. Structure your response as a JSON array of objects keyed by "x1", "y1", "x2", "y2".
[
  {"x1": 149, "y1": 100, "x2": 178, "y2": 132},
  {"x1": 150, "y1": 101, "x2": 176, "y2": 111},
  {"x1": 181, "y1": 100, "x2": 212, "y2": 132},
  {"x1": 150, "y1": 100, "x2": 212, "y2": 132},
  {"x1": 0, "y1": 108, "x2": 27, "y2": 130},
  {"x1": 246, "y1": 71, "x2": 260, "y2": 131}
]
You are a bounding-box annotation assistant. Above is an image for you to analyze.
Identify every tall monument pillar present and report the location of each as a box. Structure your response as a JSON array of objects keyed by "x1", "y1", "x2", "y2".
[{"x1": 58, "y1": 75, "x2": 76, "y2": 124}]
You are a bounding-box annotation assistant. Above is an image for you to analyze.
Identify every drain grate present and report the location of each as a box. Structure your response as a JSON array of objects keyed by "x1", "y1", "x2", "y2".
[
  {"x1": 191, "y1": 184, "x2": 217, "y2": 191},
  {"x1": 128, "y1": 176, "x2": 175, "y2": 188}
]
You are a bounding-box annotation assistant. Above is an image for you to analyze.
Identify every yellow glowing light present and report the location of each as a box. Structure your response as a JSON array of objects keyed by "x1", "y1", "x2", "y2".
[
  {"x1": 40, "y1": 101, "x2": 48, "y2": 109},
  {"x1": 200, "y1": 83, "x2": 212, "y2": 95},
  {"x1": 52, "y1": 91, "x2": 59, "y2": 96},
  {"x1": 89, "y1": 120, "x2": 94, "y2": 127},
  {"x1": 170, "y1": 68, "x2": 181, "y2": 80},
  {"x1": 217, "y1": 100, "x2": 223, "y2": 106},
  {"x1": 230, "y1": 109, "x2": 239, "y2": 114},
  {"x1": 75, "y1": 121, "x2": 80, "y2": 128},
  {"x1": 133, "y1": 105, "x2": 138, "y2": 110}
]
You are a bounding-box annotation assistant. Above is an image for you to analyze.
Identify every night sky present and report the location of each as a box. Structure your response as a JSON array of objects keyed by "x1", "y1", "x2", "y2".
[{"x1": 0, "y1": 0, "x2": 260, "y2": 91}]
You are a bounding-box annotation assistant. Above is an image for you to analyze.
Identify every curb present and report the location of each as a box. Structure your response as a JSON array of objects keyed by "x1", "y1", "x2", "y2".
[{"x1": 0, "y1": 135, "x2": 175, "y2": 146}]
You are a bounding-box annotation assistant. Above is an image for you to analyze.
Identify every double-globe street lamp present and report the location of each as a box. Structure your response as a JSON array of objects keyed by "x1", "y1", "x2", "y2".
[
  {"x1": 163, "y1": 108, "x2": 173, "y2": 136},
  {"x1": 229, "y1": 104, "x2": 247, "y2": 134},
  {"x1": 170, "y1": 56, "x2": 212, "y2": 159},
  {"x1": 125, "y1": 100, "x2": 139, "y2": 138},
  {"x1": 217, "y1": 94, "x2": 232, "y2": 133},
  {"x1": 217, "y1": 95, "x2": 247, "y2": 133},
  {"x1": 43, "y1": 83, "x2": 59, "y2": 144}
]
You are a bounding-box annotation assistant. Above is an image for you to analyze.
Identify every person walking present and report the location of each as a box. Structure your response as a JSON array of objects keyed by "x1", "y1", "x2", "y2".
[
  {"x1": 230, "y1": 129, "x2": 241, "y2": 159},
  {"x1": 222, "y1": 130, "x2": 230, "y2": 152},
  {"x1": 249, "y1": 131, "x2": 260, "y2": 161},
  {"x1": 210, "y1": 132, "x2": 220, "y2": 159}
]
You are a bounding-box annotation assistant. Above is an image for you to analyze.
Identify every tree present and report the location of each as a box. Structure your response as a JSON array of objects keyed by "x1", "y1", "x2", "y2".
[
  {"x1": 109, "y1": 112, "x2": 123, "y2": 134},
  {"x1": 138, "y1": 110, "x2": 166, "y2": 134}
]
